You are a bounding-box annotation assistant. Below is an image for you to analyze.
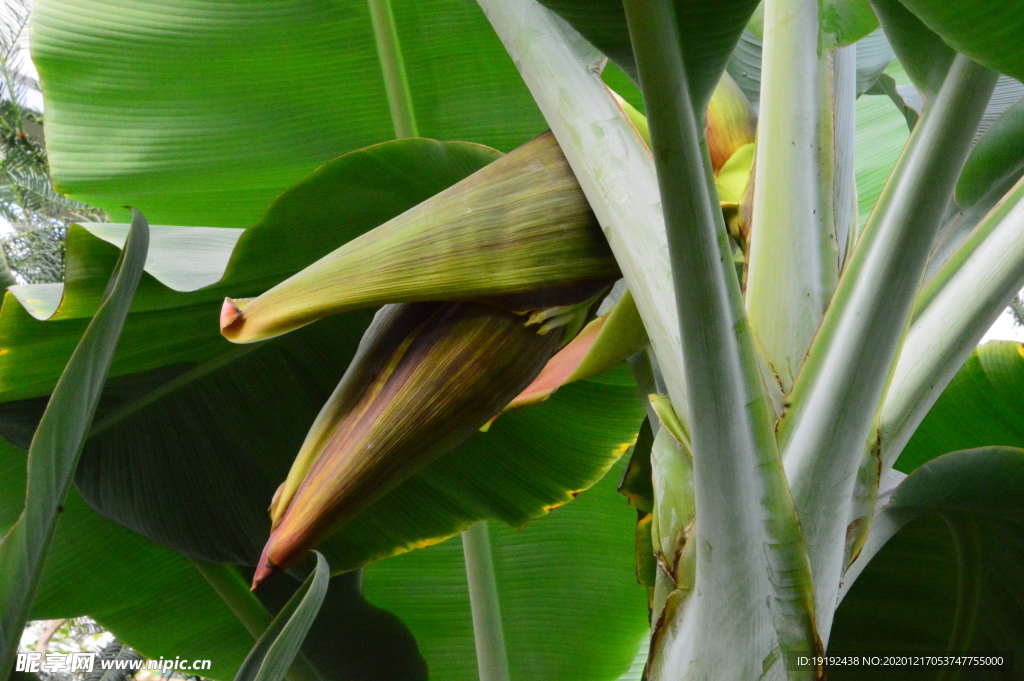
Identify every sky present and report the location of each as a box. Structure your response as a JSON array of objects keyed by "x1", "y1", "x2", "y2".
[{"x1": 981, "y1": 306, "x2": 1024, "y2": 342}]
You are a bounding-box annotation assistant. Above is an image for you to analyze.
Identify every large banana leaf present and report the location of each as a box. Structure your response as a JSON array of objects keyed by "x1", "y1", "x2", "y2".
[
  {"x1": 893, "y1": 0, "x2": 1024, "y2": 82},
  {"x1": 26, "y1": 9, "x2": 650, "y2": 675},
  {"x1": 2, "y1": 429, "x2": 647, "y2": 681},
  {"x1": 363, "y1": 457, "x2": 648, "y2": 681},
  {"x1": 827, "y1": 341, "x2": 1024, "y2": 675},
  {"x1": 831, "y1": 447, "x2": 1024, "y2": 678},
  {"x1": 0, "y1": 140, "x2": 643, "y2": 572},
  {"x1": 0, "y1": 443, "x2": 252, "y2": 679},
  {"x1": 956, "y1": 99, "x2": 1024, "y2": 211},
  {"x1": 4, "y1": 424, "x2": 651, "y2": 681},
  {"x1": 2, "y1": 432, "x2": 647, "y2": 679},
  {"x1": 0, "y1": 443, "x2": 427, "y2": 681},
  {"x1": 897, "y1": 340, "x2": 1024, "y2": 473},
  {"x1": 856, "y1": 81, "x2": 912, "y2": 229},
  {"x1": 31, "y1": 0, "x2": 546, "y2": 227}
]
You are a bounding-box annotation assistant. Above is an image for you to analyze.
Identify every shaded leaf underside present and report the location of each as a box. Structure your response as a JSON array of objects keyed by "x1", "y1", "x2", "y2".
[{"x1": 832, "y1": 447, "x2": 1024, "y2": 679}]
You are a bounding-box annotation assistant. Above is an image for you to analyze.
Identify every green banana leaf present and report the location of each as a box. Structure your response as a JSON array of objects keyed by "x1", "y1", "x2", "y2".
[
  {"x1": 0, "y1": 443, "x2": 252, "y2": 678},
  {"x1": 821, "y1": 0, "x2": 880, "y2": 47},
  {"x1": 0, "y1": 211, "x2": 147, "y2": 676},
  {"x1": 957, "y1": 98, "x2": 1024, "y2": 210},
  {"x1": 893, "y1": 0, "x2": 1024, "y2": 82},
  {"x1": 725, "y1": 30, "x2": 762, "y2": 108},
  {"x1": 856, "y1": 83, "x2": 912, "y2": 228},
  {"x1": 0, "y1": 441, "x2": 427, "y2": 681},
  {"x1": 924, "y1": 78, "x2": 1024, "y2": 275},
  {"x1": 897, "y1": 340, "x2": 1024, "y2": 473},
  {"x1": 856, "y1": 30, "x2": 898, "y2": 96},
  {"x1": 1, "y1": 426, "x2": 648, "y2": 681},
  {"x1": 830, "y1": 447, "x2": 1024, "y2": 678},
  {"x1": 31, "y1": 0, "x2": 546, "y2": 228},
  {"x1": 362, "y1": 456, "x2": 648, "y2": 681}
]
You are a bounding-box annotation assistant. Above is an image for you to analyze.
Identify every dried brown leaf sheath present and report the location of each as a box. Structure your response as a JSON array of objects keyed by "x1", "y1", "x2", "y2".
[{"x1": 253, "y1": 301, "x2": 563, "y2": 587}]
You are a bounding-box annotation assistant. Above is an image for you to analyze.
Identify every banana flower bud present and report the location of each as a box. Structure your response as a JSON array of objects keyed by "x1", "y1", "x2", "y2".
[
  {"x1": 252, "y1": 300, "x2": 569, "y2": 588},
  {"x1": 610, "y1": 72, "x2": 755, "y2": 177},
  {"x1": 222, "y1": 132, "x2": 619, "y2": 344},
  {"x1": 705, "y1": 72, "x2": 756, "y2": 174}
]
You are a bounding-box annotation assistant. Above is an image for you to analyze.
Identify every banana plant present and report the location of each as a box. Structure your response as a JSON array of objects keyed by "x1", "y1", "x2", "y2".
[{"x1": 2, "y1": 0, "x2": 1024, "y2": 680}]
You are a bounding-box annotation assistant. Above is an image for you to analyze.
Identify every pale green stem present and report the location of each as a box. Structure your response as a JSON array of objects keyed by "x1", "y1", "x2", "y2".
[
  {"x1": 461, "y1": 522, "x2": 511, "y2": 681},
  {"x1": 833, "y1": 44, "x2": 858, "y2": 269},
  {"x1": 367, "y1": 0, "x2": 418, "y2": 138},
  {"x1": 778, "y1": 55, "x2": 997, "y2": 642},
  {"x1": 880, "y1": 177, "x2": 1024, "y2": 473},
  {"x1": 477, "y1": 1, "x2": 818, "y2": 676},
  {"x1": 190, "y1": 559, "x2": 321, "y2": 681},
  {"x1": 746, "y1": 0, "x2": 840, "y2": 392},
  {"x1": 622, "y1": 1, "x2": 819, "y2": 677}
]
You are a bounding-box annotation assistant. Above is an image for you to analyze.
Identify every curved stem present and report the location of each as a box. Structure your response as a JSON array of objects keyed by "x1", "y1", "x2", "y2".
[
  {"x1": 462, "y1": 522, "x2": 511, "y2": 681},
  {"x1": 367, "y1": 0, "x2": 418, "y2": 138},
  {"x1": 779, "y1": 55, "x2": 997, "y2": 641},
  {"x1": 622, "y1": 1, "x2": 818, "y2": 677},
  {"x1": 879, "y1": 178, "x2": 1024, "y2": 474}
]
